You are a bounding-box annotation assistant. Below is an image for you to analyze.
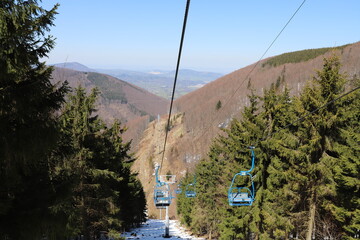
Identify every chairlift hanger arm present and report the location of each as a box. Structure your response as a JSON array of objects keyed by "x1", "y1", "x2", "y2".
[{"x1": 240, "y1": 147, "x2": 255, "y2": 174}]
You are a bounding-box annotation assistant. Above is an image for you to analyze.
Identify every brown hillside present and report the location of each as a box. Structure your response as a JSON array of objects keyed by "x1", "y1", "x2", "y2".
[
  {"x1": 174, "y1": 41, "x2": 360, "y2": 159},
  {"x1": 132, "y1": 113, "x2": 187, "y2": 219},
  {"x1": 132, "y1": 42, "x2": 360, "y2": 219},
  {"x1": 51, "y1": 67, "x2": 169, "y2": 150}
]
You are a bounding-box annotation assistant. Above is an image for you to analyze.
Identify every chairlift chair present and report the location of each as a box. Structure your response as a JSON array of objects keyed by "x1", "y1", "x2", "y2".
[
  {"x1": 185, "y1": 183, "x2": 196, "y2": 198},
  {"x1": 228, "y1": 172, "x2": 255, "y2": 206},
  {"x1": 154, "y1": 183, "x2": 172, "y2": 208},
  {"x1": 228, "y1": 147, "x2": 256, "y2": 206},
  {"x1": 185, "y1": 175, "x2": 197, "y2": 198},
  {"x1": 175, "y1": 184, "x2": 182, "y2": 194}
]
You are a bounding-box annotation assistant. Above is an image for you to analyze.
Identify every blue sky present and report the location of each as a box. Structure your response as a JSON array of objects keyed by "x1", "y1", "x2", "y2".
[{"x1": 42, "y1": 1, "x2": 360, "y2": 73}]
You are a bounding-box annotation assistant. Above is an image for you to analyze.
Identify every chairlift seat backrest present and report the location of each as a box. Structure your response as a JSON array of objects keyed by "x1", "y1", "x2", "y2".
[
  {"x1": 154, "y1": 182, "x2": 172, "y2": 207},
  {"x1": 185, "y1": 190, "x2": 196, "y2": 198}
]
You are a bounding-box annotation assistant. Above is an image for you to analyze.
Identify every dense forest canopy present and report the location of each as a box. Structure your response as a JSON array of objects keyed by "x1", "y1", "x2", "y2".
[
  {"x1": 262, "y1": 44, "x2": 349, "y2": 67},
  {"x1": 0, "y1": 1, "x2": 146, "y2": 239},
  {"x1": 177, "y1": 56, "x2": 360, "y2": 240}
]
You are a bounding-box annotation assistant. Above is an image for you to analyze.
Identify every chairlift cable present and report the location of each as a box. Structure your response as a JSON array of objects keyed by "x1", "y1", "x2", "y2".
[
  {"x1": 159, "y1": 0, "x2": 191, "y2": 175},
  {"x1": 195, "y1": 0, "x2": 307, "y2": 142}
]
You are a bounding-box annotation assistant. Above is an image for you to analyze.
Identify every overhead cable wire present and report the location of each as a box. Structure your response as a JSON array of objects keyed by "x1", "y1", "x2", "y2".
[
  {"x1": 159, "y1": 0, "x2": 191, "y2": 174},
  {"x1": 196, "y1": 0, "x2": 307, "y2": 141}
]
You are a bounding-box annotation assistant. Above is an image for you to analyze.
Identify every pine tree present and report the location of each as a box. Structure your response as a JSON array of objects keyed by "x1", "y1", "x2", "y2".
[
  {"x1": 57, "y1": 87, "x2": 146, "y2": 238},
  {"x1": 258, "y1": 85, "x2": 299, "y2": 239},
  {"x1": 289, "y1": 55, "x2": 359, "y2": 239},
  {"x1": 0, "y1": 1, "x2": 68, "y2": 238},
  {"x1": 177, "y1": 173, "x2": 197, "y2": 228},
  {"x1": 222, "y1": 85, "x2": 297, "y2": 240},
  {"x1": 191, "y1": 154, "x2": 225, "y2": 239},
  {"x1": 332, "y1": 76, "x2": 360, "y2": 238},
  {"x1": 216, "y1": 100, "x2": 222, "y2": 110}
]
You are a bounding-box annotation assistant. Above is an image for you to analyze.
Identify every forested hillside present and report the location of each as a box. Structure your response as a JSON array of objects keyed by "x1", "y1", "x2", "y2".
[
  {"x1": 134, "y1": 42, "x2": 360, "y2": 222},
  {"x1": 0, "y1": 1, "x2": 146, "y2": 239},
  {"x1": 51, "y1": 67, "x2": 169, "y2": 152},
  {"x1": 177, "y1": 56, "x2": 359, "y2": 239},
  {"x1": 173, "y1": 42, "x2": 360, "y2": 166}
]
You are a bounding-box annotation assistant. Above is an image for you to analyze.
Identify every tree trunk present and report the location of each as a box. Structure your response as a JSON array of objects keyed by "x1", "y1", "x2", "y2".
[{"x1": 306, "y1": 191, "x2": 316, "y2": 240}]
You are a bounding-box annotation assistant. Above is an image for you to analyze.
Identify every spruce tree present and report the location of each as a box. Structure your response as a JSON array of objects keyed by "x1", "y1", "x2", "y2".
[
  {"x1": 0, "y1": 1, "x2": 68, "y2": 238},
  {"x1": 58, "y1": 87, "x2": 146, "y2": 238},
  {"x1": 289, "y1": 55, "x2": 358, "y2": 239},
  {"x1": 332, "y1": 76, "x2": 360, "y2": 238},
  {"x1": 177, "y1": 173, "x2": 197, "y2": 228}
]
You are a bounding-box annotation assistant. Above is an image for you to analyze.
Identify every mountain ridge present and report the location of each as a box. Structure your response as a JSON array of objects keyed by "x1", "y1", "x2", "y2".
[
  {"x1": 52, "y1": 62, "x2": 93, "y2": 72},
  {"x1": 51, "y1": 62, "x2": 223, "y2": 99},
  {"x1": 51, "y1": 67, "x2": 169, "y2": 151}
]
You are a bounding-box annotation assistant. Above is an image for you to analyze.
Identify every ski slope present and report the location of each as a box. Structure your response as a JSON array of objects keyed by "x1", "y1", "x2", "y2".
[{"x1": 122, "y1": 219, "x2": 205, "y2": 239}]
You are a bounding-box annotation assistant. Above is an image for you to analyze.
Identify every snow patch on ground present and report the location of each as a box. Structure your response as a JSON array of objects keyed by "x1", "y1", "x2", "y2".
[{"x1": 122, "y1": 219, "x2": 205, "y2": 240}]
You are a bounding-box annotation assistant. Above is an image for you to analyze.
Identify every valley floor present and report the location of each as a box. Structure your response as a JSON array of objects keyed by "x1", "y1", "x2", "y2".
[{"x1": 122, "y1": 219, "x2": 205, "y2": 240}]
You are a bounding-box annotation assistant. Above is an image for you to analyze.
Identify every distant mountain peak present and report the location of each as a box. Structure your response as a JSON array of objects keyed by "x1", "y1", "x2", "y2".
[{"x1": 52, "y1": 62, "x2": 92, "y2": 72}]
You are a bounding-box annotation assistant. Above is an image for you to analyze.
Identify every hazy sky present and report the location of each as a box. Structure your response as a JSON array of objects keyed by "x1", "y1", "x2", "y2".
[{"x1": 41, "y1": 1, "x2": 360, "y2": 73}]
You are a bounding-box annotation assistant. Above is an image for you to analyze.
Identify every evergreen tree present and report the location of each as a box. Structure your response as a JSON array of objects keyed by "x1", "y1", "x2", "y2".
[
  {"x1": 0, "y1": 1, "x2": 147, "y2": 238},
  {"x1": 177, "y1": 56, "x2": 359, "y2": 239},
  {"x1": 257, "y1": 86, "x2": 298, "y2": 239},
  {"x1": 332, "y1": 76, "x2": 360, "y2": 238},
  {"x1": 57, "y1": 87, "x2": 146, "y2": 238},
  {"x1": 292, "y1": 56, "x2": 359, "y2": 239},
  {"x1": 0, "y1": 1, "x2": 68, "y2": 238},
  {"x1": 177, "y1": 173, "x2": 196, "y2": 227},
  {"x1": 218, "y1": 91, "x2": 264, "y2": 240},
  {"x1": 191, "y1": 153, "x2": 225, "y2": 239},
  {"x1": 216, "y1": 100, "x2": 222, "y2": 110}
]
